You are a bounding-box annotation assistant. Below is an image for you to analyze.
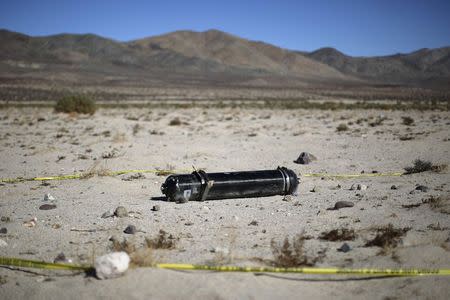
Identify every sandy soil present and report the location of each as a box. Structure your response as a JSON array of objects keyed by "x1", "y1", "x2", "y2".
[{"x1": 0, "y1": 105, "x2": 449, "y2": 299}]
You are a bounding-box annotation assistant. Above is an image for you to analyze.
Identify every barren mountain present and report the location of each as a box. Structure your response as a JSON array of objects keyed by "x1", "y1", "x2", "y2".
[{"x1": 0, "y1": 28, "x2": 449, "y2": 97}]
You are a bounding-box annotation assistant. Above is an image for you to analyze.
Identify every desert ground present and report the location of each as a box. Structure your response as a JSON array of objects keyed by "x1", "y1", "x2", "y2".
[{"x1": 0, "y1": 102, "x2": 449, "y2": 299}]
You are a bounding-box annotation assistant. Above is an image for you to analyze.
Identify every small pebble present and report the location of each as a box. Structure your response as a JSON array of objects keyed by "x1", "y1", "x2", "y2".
[
  {"x1": 0, "y1": 228, "x2": 7, "y2": 234},
  {"x1": 151, "y1": 205, "x2": 160, "y2": 212},
  {"x1": 415, "y1": 185, "x2": 429, "y2": 192},
  {"x1": 44, "y1": 193, "x2": 55, "y2": 201},
  {"x1": 282, "y1": 195, "x2": 293, "y2": 202},
  {"x1": 248, "y1": 220, "x2": 259, "y2": 226},
  {"x1": 391, "y1": 185, "x2": 398, "y2": 190},
  {"x1": 337, "y1": 243, "x2": 351, "y2": 253},
  {"x1": 0, "y1": 239, "x2": 7, "y2": 247},
  {"x1": 54, "y1": 252, "x2": 72, "y2": 264},
  {"x1": 101, "y1": 211, "x2": 113, "y2": 218},
  {"x1": 357, "y1": 184, "x2": 367, "y2": 191},
  {"x1": 123, "y1": 225, "x2": 137, "y2": 234},
  {"x1": 293, "y1": 152, "x2": 317, "y2": 165},
  {"x1": 114, "y1": 206, "x2": 128, "y2": 218},
  {"x1": 39, "y1": 204, "x2": 57, "y2": 210},
  {"x1": 333, "y1": 201, "x2": 355, "y2": 210}
]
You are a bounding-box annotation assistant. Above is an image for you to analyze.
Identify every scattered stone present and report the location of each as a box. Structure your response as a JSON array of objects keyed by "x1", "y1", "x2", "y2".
[
  {"x1": 151, "y1": 205, "x2": 160, "y2": 212},
  {"x1": 415, "y1": 185, "x2": 429, "y2": 192},
  {"x1": 337, "y1": 243, "x2": 352, "y2": 253},
  {"x1": 39, "y1": 204, "x2": 57, "y2": 210},
  {"x1": 0, "y1": 216, "x2": 11, "y2": 223},
  {"x1": 201, "y1": 206, "x2": 210, "y2": 212},
  {"x1": 248, "y1": 220, "x2": 259, "y2": 226},
  {"x1": 0, "y1": 228, "x2": 7, "y2": 234},
  {"x1": 114, "y1": 206, "x2": 128, "y2": 218},
  {"x1": 122, "y1": 173, "x2": 145, "y2": 181},
  {"x1": 23, "y1": 217, "x2": 37, "y2": 228},
  {"x1": 391, "y1": 185, "x2": 398, "y2": 190},
  {"x1": 210, "y1": 247, "x2": 230, "y2": 256},
  {"x1": 53, "y1": 253, "x2": 72, "y2": 264},
  {"x1": 293, "y1": 152, "x2": 317, "y2": 164},
  {"x1": 184, "y1": 222, "x2": 194, "y2": 226},
  {"x1": 357, "y1": 184, "x2": 367, "y2": 191},
  {"x1": 101, "y1": 211, "x2": 113, "y2": 218},
  {"x1": 0, "y1": 239, "x2": 7, "y2": 247},
  {"x1": 123, "y1": 225, "x2": 137, "y2": 235},
  {"x1": 232, "y1": 216, "x2": 239, "y2": 221},
  {"x1": 94, "y1": 252, "x2": 130, "y2": 280},
  {"x1": 310, "y1": 186, "x2": 319, "y2": 193},
  {"x1": 44, "y1": 193, "x2": 55, "y2": 201},
  {"x1": 282, "y1": 195, "x2": 293, "y2": 202},
  {"x1": 331, "y1": 201, "x2": 355, "y2": 210}
]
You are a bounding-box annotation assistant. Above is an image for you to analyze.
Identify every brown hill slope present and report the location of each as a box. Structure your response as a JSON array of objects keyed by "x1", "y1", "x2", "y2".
[{"x1": 131, "y1": 29, "x2": 348, "y2": 80}]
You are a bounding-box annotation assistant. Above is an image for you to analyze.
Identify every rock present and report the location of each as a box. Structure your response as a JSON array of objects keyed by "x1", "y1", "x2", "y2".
[
  {"x1": 232, "y1": 215, "x2": 239, "y2": 221},
  {"x1": 0, "y1": 239, "x2": 7, "y2": 247},
  {"x1": 337, "y1": 243, "x2": 351, "y2": 253},
  {"x1": 282, "y1": 195, "x2": 293, "y2": 202},
  {"x1": 94, "y1": 252, "x2": 130, "y2": 280},
  {"x1": 114, "y1": 206, "x2": 128, "y2": 218},
  {"x1": 210, "y1": 247, "x2": 230, "y2": 256},
  {"x1": 23, "y1": 217, "x2": 37, "y2": 228},
  {"x1": 293, "y1": 152, "x2": 317, "y2": 165},
  {"x1": 151, "y1": 205, "x2": 160, "y2": 212},
  {"x1": 124, "y1": 225, "x2": 137, "y2": 234},
  {"x1": 44, "y1": 193, "x2": 55, "y2": 201},
  {"x1": 357, "y1": 184, "x2": 367, "y2": 191},
  {"x1": 0, "y1": 228, "x2": 7, "y2": 234},
  {"x1": 415, "y1": 185, "x2": 429, "y2": 192},
  {"x1": 248, "y1": 220, "x2": 259, "y2": 226},
  {"x1": 39, "y1": 204, "x2": 57, "y2": 210},
  {"x1": 391, "y1": 185, "x2": 398, "y2": 190},
  {"x1": 101, "y1": 211, "x2": 113, "y2": 218},
  {"x1": 1, "y1": 216, "x2": 11, "y2": 222},
  {"x1": 310, "y1": 186, "x2": 319, "y2": 193},
  {"x1": 333, "y1": 201, "x2": 355, "y2": 210},
  {"x1": 201, "y1": 206, "x2": 210, "y2": 212},
  {"x1": 54, "y1": 252, "x2": 72, "y2": 264}
]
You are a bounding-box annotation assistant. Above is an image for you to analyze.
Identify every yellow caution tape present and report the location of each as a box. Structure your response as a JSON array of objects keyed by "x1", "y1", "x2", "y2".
[
  {"x1": 303, "y1": 172, "x2": 404, "y2": 179},
  {"x1": 0, "y1": 257, "x2": 92, "y2": 271},
  {"x1": 1, "y1": 169, "x2": 406, "y2": 184},
  {"x1": 0, "y1": 168, "x2": 193, "y2": 183},
  {"x1": 156, "y1": 263, "x2": 450, "y2": 276},
  {"x1": 1, "y1": 257, "x2": 449, "y2": 276}
]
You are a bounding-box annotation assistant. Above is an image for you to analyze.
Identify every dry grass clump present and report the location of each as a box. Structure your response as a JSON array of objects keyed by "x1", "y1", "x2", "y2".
[
  {"x1": 80, "y1": 161, "x2": 112, "y2": 179},
  {"x1": 402, "y1": 116, "x2": 414, "y2": 125},
  {"x1": 404, "y1": 159, "x2": 448, "y2": 174},
  {"x1": 54, "y1": 95, "x2": 96, "y2": 114},
  {"x1": 111, "y1": 238, "x2": 155, "y2": 267},
  {"x1": 422, "y1": 195, "x2": 450, "y2": 214},
  {"x1": 365, "y1": 224, "x2": 410, "y2": 251},
  {"x1": 319, "y1": 228, "x2": 356, "y2": 241},
  {"x1": 270, "y1": 234, "x2": 320, "y2": 267},
  {"x1": 145, "y1": 230, "x2": 177, "y2": 249}
]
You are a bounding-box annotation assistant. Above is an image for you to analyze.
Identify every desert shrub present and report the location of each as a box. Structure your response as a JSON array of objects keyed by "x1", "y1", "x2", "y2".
[
  {"x1": 54, "y1": 95, "x2": 96, "y2": 114},
  {"x1": 336, "y1": 123, "x2": 349, "y2": 132},
  {"x1": 270, "y1": 234, "x2": 321, "y2": 267},
  {"x1": 404, "y1": 159, "x2": 433, "y2": 174}
]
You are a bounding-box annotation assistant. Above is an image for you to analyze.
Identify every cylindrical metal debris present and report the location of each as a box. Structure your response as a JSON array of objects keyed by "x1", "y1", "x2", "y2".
[{"x1": 161, "y1": 167, "x2": 299, "y2": 202}]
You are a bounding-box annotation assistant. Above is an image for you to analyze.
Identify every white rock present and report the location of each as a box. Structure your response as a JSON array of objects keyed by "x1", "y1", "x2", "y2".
[
  {"x1": 0, "y1": 239, "x2": 7, "y2": 247},
  {"x1": 210, "y1": 247, "x2": 230, "y2": 256},
  {"x1": 201, "y1": 206, "x2": 210, "y2": 212},
  {"x1": 357, "y1": 184, "x2": 367, "y2": 191},
  {"x1": 44, "y1": 193, "x2": 55, "y2": 201},
  {"x1": 94, "y1": 252, "x2": 130, "y2": 280}
]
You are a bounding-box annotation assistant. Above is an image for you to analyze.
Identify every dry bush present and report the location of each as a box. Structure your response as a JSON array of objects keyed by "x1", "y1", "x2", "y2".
[
  {"x1": 319, "y1": 228, "x2": 356, "y2": 241},
  {"x1": 270, "y1": 234, "x2": 320, "y2": 267},
  {"x1": 423, "y1": 195, "x2": 450, "y2": 214},
  {"x1": 145, "y1": 230, "x2": 177, "y2": 249},
  {"x1": 54, "y1": 95, "x2": 96, "y2": 114},
  {"x1": 336, "y1": 123, "x2": 349, "y2": 132},
  {"x1": 111, "y1": 238, "x2": 155, "y2": 267},
  {"x1": 365, "y1": 224, "x2": 410, "y2": 252},
  {"x1": 404, "y1": 159, "x2": 447, "y2": 174},
  {"x1": 80, "y1": 161, "x2": 111, "y2": 179},
  {"x1": 402, "y1": 116, "x2": 414, "y2": 125}
]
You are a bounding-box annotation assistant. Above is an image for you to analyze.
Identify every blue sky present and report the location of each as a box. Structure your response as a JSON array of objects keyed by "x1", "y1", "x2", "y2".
[{"x1": 0, "y1": 0, "x2": 449, "y2": 56}]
